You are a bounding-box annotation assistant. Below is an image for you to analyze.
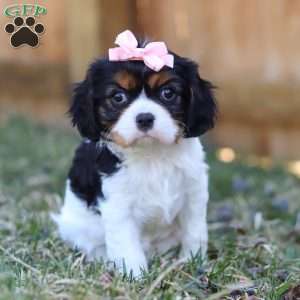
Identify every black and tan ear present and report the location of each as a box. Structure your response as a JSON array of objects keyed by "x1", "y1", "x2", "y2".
[
  {"x1": 69, "y1": 76, "x2": 100, "y2": 141},
  {"x1": 185, "y1": 69, "x2": 217, "y2": 138}
]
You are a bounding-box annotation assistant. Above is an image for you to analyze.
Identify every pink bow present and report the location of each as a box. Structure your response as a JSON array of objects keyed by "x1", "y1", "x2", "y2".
[{"x1": 108, "y1": 30, "x2": 174, "y2": 72}]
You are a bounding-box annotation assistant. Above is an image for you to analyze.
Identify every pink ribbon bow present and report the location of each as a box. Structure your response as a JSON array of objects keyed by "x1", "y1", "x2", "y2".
[{"x1": 108, "y1": 30, "x2": 174, "y2": 72}]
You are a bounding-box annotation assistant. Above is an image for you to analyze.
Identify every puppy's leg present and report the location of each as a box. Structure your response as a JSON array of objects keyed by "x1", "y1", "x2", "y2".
[
  {"x1": 101, "y1": 198, "x2": 147, "y2": 277},
  {"x1": 179, "y1": 171, "x2": 208, "y2": 260},
  {"x1": 52, "y1": 181, "x2": 106, "y2": 260}
]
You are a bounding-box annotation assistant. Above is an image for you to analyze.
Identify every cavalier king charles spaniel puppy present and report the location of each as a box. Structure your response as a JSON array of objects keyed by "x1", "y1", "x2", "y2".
[{"x1": 53, "y1": 30, "x2": 217, "y2": 277}]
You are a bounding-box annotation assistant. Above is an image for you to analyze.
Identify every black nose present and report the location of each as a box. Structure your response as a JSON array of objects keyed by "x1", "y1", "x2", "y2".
[{"x1": 136, "y1": 113, "x2": 155, "y2": 131}]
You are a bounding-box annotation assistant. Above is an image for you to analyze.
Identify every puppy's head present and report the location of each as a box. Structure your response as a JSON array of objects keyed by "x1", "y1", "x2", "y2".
[{"x1": 69, "y1": 45, "x2": 217, "y2": 147}]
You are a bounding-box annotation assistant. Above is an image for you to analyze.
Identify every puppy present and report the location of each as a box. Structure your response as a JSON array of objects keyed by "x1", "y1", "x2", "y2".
[{"x1": 53, "y1": 30, "x2": 217, "y2": 277}]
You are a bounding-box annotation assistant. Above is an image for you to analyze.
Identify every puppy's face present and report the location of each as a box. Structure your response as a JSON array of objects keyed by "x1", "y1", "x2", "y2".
[
  {"x1": 102, "y1": 69, "x2": 186, "y2": 146},
  {"x1": 70, "y1": 50, "x2": 216, "y2": 147}
]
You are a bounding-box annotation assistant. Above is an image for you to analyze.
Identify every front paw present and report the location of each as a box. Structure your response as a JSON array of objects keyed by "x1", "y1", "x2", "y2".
[
  {"x1": 180, "y1": 240, "x2": 207, "y2": 261},
  {"x1": 111, "y1": 257, "x2": 148, "y2": 278}
]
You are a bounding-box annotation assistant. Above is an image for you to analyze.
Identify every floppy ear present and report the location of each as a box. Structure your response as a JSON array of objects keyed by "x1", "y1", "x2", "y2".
[
  {"x1": 185, "y1": 72, "x2": 217, "y2": 138},
  {"x1": 69, "y1": 76, "x2": 100, "y2": 141}
]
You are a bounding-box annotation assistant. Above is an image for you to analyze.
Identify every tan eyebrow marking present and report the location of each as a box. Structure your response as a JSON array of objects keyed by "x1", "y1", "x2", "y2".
[
  {"x1": 114, "y1": 71, "x2": 137, "y2": 90},
  {"x1": 147, "y1": 71, "x2": 175, "y2": 89}
]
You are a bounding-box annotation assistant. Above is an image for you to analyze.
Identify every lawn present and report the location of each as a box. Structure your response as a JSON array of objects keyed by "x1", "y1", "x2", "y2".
[{"x1": 0, "y1": 117, "x2": 299, "y2": 300}]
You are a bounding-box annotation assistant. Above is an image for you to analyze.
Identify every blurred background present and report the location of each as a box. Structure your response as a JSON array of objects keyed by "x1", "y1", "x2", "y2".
[{"x1": 1, "y1": 0, "x2": 300, "y2": 163}]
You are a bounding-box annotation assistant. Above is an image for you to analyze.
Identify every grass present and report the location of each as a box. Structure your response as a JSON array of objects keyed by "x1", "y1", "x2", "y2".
[{"x1": 0, "y1": 116, "x2": 299, "y2": 299}]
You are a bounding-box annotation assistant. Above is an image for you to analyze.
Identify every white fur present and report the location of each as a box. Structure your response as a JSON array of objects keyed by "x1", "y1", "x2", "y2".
[
  {"x1": 53, "y1": 137, "x2": 209, "y2": 277},
  {"x1": 111, "y1": 91, "x2": 179, "y2": 145},
  {"x1": 51, "y1": 183, "x2": 106, "y2": 260}
]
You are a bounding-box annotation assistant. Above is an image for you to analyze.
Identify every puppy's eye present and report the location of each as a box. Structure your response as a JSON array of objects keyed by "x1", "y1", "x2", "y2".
[
  {"x1": 112, "y1": 92, "x2": 127, "y2": 104},
  {"x1": 160, "y1": 88, "x2": 176, "y2": 101}
]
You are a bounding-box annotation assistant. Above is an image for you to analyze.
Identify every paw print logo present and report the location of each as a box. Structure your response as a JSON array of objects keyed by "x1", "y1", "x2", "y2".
[{"x1": 5, "y1": 16, "x2": 45, "y2": 48}]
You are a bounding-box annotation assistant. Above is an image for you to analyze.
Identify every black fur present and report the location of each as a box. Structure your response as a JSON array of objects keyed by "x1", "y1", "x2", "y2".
[
  {"x1": 69, "y1": 78, "x2": 101, "y2": 141},
  {"x1": 68, "y1": 38, "x2": 217, "y2": 207},
  {"x1": 171, "y1": 55, "x2": 217, "y2": 137},
  {"x1": 68, "y1": 141, "x2": 121, "y2": 207},
  {"x1": 69, "y1": 41, "x2": 217, "y2": 141}
]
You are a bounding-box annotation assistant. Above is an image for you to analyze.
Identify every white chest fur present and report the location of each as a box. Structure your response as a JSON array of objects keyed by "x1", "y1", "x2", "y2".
[
  {"x1": 54, "y1": 137, "x2": 209, "y2": 276},
  {"x1": 128, "y1": 155, "x2": 186, "y2": 225},
  {"x1": 101, "y1": 138, "x2": 206, "y2": 228}
]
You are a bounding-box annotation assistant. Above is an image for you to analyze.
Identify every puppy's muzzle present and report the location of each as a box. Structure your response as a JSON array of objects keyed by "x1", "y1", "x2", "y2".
[{"x1": 136, "y1": 113, "x2": 155, "y2": 132}]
